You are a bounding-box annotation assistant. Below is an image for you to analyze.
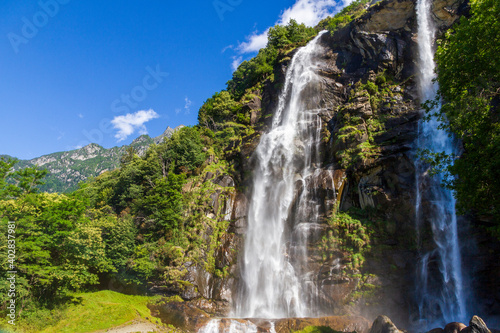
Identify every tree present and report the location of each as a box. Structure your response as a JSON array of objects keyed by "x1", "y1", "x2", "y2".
[
  {"x1": 164, "y1": 126, "x2": 206, "y2": 174},
  {"x1": 0, "y1": 157, "x2": 18, "y2": 199},
  {"x1": 198, "y1": 91, "x2": 241, "y2": 129},
  {"x1": 428, "y1": 0, "x2": 500, "y2": 222},
  {"x1": 12, "y1": 166, "x2": 48, "y2": 195}
]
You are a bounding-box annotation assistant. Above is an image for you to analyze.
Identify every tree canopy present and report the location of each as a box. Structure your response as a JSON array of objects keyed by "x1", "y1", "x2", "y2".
[{"x1": 427, "y1": 0, "x2": 500, "y2": 225}]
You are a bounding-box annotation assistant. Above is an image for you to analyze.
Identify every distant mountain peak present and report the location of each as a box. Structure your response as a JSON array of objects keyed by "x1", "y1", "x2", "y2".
[{"x1": 9, "y1": 125, "x2": 183, "y2": 193}]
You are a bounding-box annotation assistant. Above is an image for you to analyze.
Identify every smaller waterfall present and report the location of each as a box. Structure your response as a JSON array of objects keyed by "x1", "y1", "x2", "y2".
[{"x1": 414, "y1": 0, "x2": 467, "y2": 327}]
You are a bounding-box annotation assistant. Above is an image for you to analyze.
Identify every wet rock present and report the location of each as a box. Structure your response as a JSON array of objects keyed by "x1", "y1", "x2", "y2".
[
  {"x1": 148, "y1": 301, "x2": 210, "y2": 332},
  {"x1": 212, "y1": 175, "x2": 235, "y2": 188},
  {"x1": 369, "y1": 315, "x2": 403, "y2": 333},
  {"x1": 274, "y1": 315, "x2": 372, "y2": 333},
  {"x1": 466, "y1": 316, "x2": 492, "y2": 333},
  {"x1": 427, "y1": 328, "x2": 444, "y2": 333},
  {"x1": 445, "y1": 322, "x2": 467, "y2": 333}
]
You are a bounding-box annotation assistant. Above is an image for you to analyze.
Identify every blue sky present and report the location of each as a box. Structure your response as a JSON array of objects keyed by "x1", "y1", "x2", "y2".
[{"x1": 0, "y1": 0, "x2": 351, "y2": 160}]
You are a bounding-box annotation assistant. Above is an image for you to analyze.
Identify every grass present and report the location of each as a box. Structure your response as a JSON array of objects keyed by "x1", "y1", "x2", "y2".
[{"x1": 0, "y1": 290, "x2": 162, "y2": 333}]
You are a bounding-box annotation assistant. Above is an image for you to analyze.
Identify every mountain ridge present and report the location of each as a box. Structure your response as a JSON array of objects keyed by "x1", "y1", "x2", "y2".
[{"x1": 3, "y1": 125, "x2": 183, "y2": 193}]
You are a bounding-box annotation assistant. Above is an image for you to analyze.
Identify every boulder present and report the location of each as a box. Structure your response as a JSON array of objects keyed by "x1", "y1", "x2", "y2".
[
  {"x1": 148, "y1": 301, "x2": 210, "y2": 332},
  {"x1": 465, "y1": 316, "x2": 492, "y2": 333},
  {"x1": 445, "y1": 322, "x2": 467, "y2": 333},
  {"x1": 275, "y1": 315, "x2": 372, "y2": 333},
  {"x1": 428, "y1": 328, "x2": 445, "y2": 333},
  {"x1": 369, "y1": 315, "x2": 403, "y2": 333}
]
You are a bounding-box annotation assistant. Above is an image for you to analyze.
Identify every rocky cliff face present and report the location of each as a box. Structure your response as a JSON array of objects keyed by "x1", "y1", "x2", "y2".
[
  {"x1": 11, "y1": 126, "x2": 180, "y2": 193},
  {"x1": 235, "y1": 0, "x2": 467, "y2": 327},
  {"x1": 160, "y1": 0, "x2": 472, "y2": 326},
  {"x1": 152, "y1": 0, "x2": 499, "y2": 331}
]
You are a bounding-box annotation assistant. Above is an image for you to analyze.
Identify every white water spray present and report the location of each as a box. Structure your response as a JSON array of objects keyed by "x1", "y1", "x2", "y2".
[
  {"x1": 235, "y1": 31, "x2": 330, "y2": 319},
  {"x1": 414, "y1": 0, "x2": 466, "y2": 327}
]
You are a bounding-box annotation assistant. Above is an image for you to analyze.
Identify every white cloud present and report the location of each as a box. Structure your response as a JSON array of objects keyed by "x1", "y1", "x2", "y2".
[
  {"x1": 222, "y1": 45, "x2": 234, "y2": 53},
  {"x1": 231, "y1": 56, "x2": 243, "y2": 71},
  {"x1": 111, "y1": 109, "x2": 159, "y2": 142},
  {"x1": 237, "y1": 29, "x2": 270, "y2": 53},
  {"x1": 184, "y1": 97, "x2": 192, "y2": 114},
  {"x1": 78, "y1": 113, "x2": 84, "y2": 118},
  {"x1": 237, "y1": 0, "x2": 355, "y2": 54}
]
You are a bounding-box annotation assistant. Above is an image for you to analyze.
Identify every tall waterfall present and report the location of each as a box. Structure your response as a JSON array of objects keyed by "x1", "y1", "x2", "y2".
[
  {"x1": 414, "y1": 0, "x2": 466, "y2": 327},
  {"x1": 234, "y1": 31, "x2": 329, "y2": 319}
]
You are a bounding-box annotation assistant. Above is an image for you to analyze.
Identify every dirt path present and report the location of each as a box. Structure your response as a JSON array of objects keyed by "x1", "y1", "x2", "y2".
[{"x1": 99, "y1": 319, "x2": 168, "y2": 333}]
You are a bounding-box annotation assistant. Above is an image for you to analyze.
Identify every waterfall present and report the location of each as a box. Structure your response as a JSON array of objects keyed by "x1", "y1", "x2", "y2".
[
  {"x1": 414, "y1": 0, "x2": 467, "y2": 327},
  {"x1": 234, "y1": 30, "x2": 329, "y2": 319}
]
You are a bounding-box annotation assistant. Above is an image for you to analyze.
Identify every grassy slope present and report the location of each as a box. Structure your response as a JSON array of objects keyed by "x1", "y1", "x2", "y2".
[{"x1": 0, "y1": 291, "x2": 163, "y2": 333}]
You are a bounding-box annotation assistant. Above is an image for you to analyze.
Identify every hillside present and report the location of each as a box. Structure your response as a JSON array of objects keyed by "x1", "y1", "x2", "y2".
[{"x1": 6, "y1": 126, "x2": 182, "y2": 193}]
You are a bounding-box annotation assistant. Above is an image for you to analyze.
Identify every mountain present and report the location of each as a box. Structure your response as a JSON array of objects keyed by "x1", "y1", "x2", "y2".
[{"x1": 8, "y1": 126, "x2": 182, "y2": 193}]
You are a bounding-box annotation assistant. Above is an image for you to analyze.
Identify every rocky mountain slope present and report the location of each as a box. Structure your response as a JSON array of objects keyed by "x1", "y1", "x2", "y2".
[{"x1": 4, "y1": 126, "x2": 181, "y2": 193}]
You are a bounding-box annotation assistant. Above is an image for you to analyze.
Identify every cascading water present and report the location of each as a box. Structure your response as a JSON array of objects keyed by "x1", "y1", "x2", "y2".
[
  {"x1": 235, "y1": 30, "x2": 329, "y2": 319},
  {"x1": 198, "y1": 31, "x2": 331, "y2": 333},
  {"x1": 414, "y1": 0, "x2": 467, "y2": 327}
]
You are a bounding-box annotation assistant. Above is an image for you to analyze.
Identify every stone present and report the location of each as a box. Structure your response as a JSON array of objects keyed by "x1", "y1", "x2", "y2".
[
  {"x1": 368, "y1": 315, "x2": 403, "y2": 333},
  {"x1": 362, "y1": 0, "x2": 415, "y2": 32},
  {"x1": 212, "y1": 175, "x2": 235, "y2": 188},
  {"x1": 148, "y1": 301, "x2": 210, "y2": 332},
  {"x1": 468, "y1": 316, "x2": 492, "y2": 333},
  {"x1": 428, "y1": 328, "x2": 444, "y2": 333},
  {"x1": 274, "y1": 315, "x2": 372, "y2": 333},
  {"x1": 445, "y1": 322, "x2": 467, "y2": 333}
]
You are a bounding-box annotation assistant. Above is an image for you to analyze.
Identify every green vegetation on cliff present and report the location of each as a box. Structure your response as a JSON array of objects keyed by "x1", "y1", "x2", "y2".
[
  {"x1": 226, "y1": 19, "x2": 317, "y2": 99},
  {"x1": 317, "y1": 0, "x2": 371, "y2": 33},
  {"x1": 425, "y1": 0, "x2": 500, "y2": 232}
]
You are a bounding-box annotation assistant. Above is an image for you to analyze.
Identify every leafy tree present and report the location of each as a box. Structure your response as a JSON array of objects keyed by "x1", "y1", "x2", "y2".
[
  {"x1": 0, "y1": 193, "x2": 112, "y2": 308},
  {"x1": 425, "y1": 0, "x2": 500, "y2": 222},
  {"x1": 12, "y1": 166, "x2": 48, "y2": 195},
  {"x1": 164, "y1": 126, "x2": 206, "y2": 174},
  {"x1": 267, "y1": 19, "x2": 316, "y2": 49},
  {"x1": 0, "y1": 157, "x2": 18, "y2": 199},
  {"x1": 198, "y1": 91, "x2": 242, "y2": 129},
  {"x1": 316, "y1": 0, "x2": 370, "y2": 33},
  {"x1": 227, "y1": 20, "x2": 316, "y2": 99}
]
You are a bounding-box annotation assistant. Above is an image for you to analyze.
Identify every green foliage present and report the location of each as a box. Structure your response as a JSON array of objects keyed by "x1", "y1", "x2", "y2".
[
  {"x1": 227, "y1": 20, "x2": 317, "y2": 99},
  {"x1": 425, "y1": 0, "x2": 500, "y2": 223},
  {"x1": 267, "y1": 19, "x2": 317, "y2": 50},
  {"x1": 320, "y1": 208, "x2": 372, "y2": 269},
  {"x1": 198, "y1": 91, "x2": 242, "y2": 129},
  {"x1": 164, "y1": 126, "x2": 207, "y2": 174},
  {"x1": 0, "y1": 290, "x2": 161, "y2": 333},
  {"x1": 0, "y1": 157, "x2": 19, "y2": 199},
  {"x1": 0, "y1": 157, "x2": 48, "y2": 198},
  {"x1": 332, "y1": 74, "x2": 402, "y2": 169},
  {"x1": 0, "y1": 193, "x2": 113, "y2": 311},
  {"x1": 317, "y1": 0, "x2": 370, "y2": 34},
  {"x1": 227, "y1": 48, "x2": 278, "y2": 100}
]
